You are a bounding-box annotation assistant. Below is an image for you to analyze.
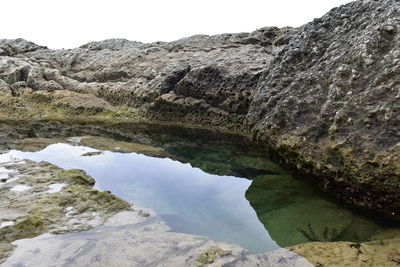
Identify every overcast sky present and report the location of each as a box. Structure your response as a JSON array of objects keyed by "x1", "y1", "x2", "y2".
[{"x1": 2, "y1": 0, "x2": 353, "y2": 49}]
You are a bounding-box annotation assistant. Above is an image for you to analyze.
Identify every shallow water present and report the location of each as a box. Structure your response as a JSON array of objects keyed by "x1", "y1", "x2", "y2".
[
  {"x1": 9, "y1": 143, "x2": 279, "y2": 253},
  {"x1": 4, "y1": 132, "x2": 393, "y2": 253}
]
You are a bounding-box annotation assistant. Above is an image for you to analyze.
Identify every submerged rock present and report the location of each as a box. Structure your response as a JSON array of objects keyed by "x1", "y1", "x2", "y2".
[{"x1": 246, "y1": 174, "x2": 383, "y2": 247}]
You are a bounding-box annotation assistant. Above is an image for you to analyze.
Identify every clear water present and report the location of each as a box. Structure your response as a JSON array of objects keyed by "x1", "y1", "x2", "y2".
[
  {"x1": 9, "y1": 143, "x2": 279, "y2": 253},
  {"x1": 6, "y1": 131, "x2": 393, "y2": 253}
]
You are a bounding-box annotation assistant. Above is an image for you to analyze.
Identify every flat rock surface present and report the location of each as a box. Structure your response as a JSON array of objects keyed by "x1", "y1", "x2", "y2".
[{"x1": 2, "y1": 211, "x2": 312, "y2": 267}]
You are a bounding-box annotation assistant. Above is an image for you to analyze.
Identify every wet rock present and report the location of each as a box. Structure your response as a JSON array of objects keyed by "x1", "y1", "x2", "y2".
[
  {"x1": 52, "y1": 93, "x2": 116, "y2": 115},
  {"x1": 137, "y1": 210, "x2": 150, "y2": 217},
  {"x1": 0, "y1": 241, "x2": 13, "y2": 264},
  {"x1": 57, "y1": 169, "x2": 95, "y2": 186}
]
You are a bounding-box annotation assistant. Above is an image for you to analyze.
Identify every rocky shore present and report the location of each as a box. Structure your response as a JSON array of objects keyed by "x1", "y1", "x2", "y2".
[
  {"x1": 0, "y1": 154, "x2": 131, "y2": 263},
  {"x1": 0, "y1": 138, "x2": 312, "y2": 267},
  {"x1": 0, "y1": 0, "x2": 399, "y2": 265}
]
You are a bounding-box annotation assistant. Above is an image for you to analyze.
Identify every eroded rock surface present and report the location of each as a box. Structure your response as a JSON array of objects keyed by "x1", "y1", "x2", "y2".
[
  {"x1": 247, "y1": 0, "x2": 400, "y2": 219},
  {"x1": 0, "y1": 27, "x2": 294, "y2": 131}
]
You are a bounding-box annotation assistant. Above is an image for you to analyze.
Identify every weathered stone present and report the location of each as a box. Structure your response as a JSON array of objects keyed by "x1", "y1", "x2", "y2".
[
  {"x1": 247, "y1": 0, "x2": 400, "y2": 219},
  {"x1": 0, "y1": 38, "x2": 46, "y2": 56},
  {"x1": 0, "y1": 26, "x2": 295, "y2": 131}
]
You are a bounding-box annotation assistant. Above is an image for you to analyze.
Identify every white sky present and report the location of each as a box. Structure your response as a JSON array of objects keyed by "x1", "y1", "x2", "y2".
[{"x1": 1, "y1": 0, "x2": 353, "y2": 49}]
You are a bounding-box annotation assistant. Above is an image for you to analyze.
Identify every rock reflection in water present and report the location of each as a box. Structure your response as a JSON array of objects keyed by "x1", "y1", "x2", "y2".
[
  {"x1": 9, "y1": 143, "x2": 278, "y2": 253},
  {"x1": 246, "y1": 174, "x2": 384, "y2": 247},
  {"x1": 7, "y1": 134, "x2": 390, "y2": 254}
]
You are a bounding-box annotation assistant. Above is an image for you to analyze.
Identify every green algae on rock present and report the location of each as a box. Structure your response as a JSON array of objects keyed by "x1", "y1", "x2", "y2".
[
  {"x1": 196, "y1": 246, "x2": 232, "y2": 266},
  {"x1": 57, "y1": 169, "x2": 96, "y2": 186}
]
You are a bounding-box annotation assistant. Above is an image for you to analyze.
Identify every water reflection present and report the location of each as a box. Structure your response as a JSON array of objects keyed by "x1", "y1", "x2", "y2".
[
  {"x1": 7, "y1": 134, "x2": 393, "y2": 252},
  {"x1": 246, "y1": 174, "x2": 385, "y2": 247},
  {"x1": 9, "y1": 143, "x2": 279, "y2": 253}
]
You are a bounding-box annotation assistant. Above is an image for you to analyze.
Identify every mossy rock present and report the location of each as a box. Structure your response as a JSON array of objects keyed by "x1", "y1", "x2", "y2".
[
  {"x1": 196, "y1": 246, "x2": 232, "y2": 266},
  {"x1": 0, "y1": 241, "x2": 13, "y2": 264},
  {"x1": 58, "y1": 169, "x2": 95, "y2": 186},
  {"x1": 7, "y1": 213, "x2": 46, "y2": 240},
  {"x1": 2, "y1": 184, "x2": 130, "y2": 245}
]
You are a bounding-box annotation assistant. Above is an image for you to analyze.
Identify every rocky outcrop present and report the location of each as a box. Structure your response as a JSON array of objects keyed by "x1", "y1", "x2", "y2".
[
  {"x1": 0, "y1": 27, "x2": 294, "y2": 131},
  {"x1": 0, "y1": 39, "x2": 46, "y2": 56},
  {"x1": 247, "y1": 0, "x2": 400, "y2": 219}
]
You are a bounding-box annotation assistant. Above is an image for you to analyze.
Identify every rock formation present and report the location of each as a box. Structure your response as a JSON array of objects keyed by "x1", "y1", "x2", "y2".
[
  {"x1": 0, "y1": 27, "x2": 294, "y2": 131},
  {"x1": 0, "y1": 0, "x2": 398, "y2": 220},
  {"x1": 247, "y1": 0, "x2": 400, "y2": 219}
]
